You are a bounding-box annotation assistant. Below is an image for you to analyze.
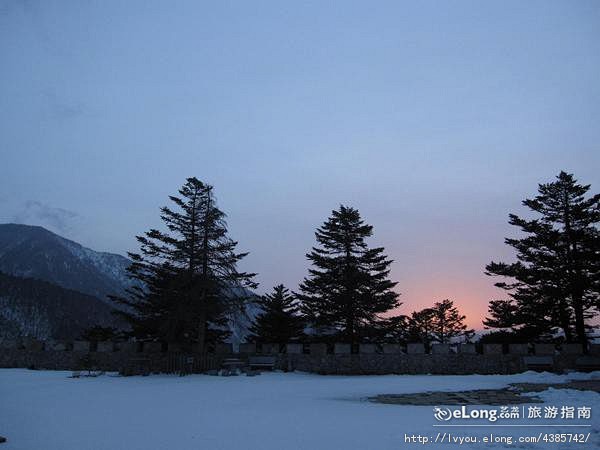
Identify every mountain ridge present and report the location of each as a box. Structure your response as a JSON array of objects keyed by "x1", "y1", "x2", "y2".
[{"x1": 0, "y1": 223, "x2": 133, "y2": 304}]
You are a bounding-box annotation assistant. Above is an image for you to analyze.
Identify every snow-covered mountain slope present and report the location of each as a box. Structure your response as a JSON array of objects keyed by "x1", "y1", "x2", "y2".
[
  {"x1": 0, "y1": 272, "x2": 119, "y2": 340},
  {"x1": 0, "y1": 224, "x2": 133, "y2": 304}
]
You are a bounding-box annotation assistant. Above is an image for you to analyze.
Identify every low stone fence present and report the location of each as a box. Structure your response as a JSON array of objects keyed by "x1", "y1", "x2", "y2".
[
  {"x1": 0, "y1": 339, "x2": 225, "y2": 373},
  {"x1": 0, "y1": 339, "x2": 598, "y2": 375},
  {"x1": 237, "y1": 342, "x2": 600, "y2": 375}
]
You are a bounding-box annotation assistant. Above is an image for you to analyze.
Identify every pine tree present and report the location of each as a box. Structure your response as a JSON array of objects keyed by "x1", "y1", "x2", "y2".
[
  {"x1": 114, "y1": 177, "x2": 257, "y2": 351},
  {"x1": 486, "y1": 172, "x2": 600, "y2": 348},
  {"x1": 248, "y1": 284, "x2": 304, "y2": 343},
  {"x1": 370, "y1": 314, "x2": 409, "y2": 343},
  {"x1": 428, "y1": 299, "x2": 470, "y2": 344},
  {"x1": 298, "y1": 205, "x2": 400, "y2": 343},
  {"x1": 407, "y1": 300, "x2": 471, "y2": 346},
  {"x1": 482, "y1": 299, "x2": 555, "y2": 341},
  {"x1": 407, "y1": 308, "x2": 435, "y2": 347}
]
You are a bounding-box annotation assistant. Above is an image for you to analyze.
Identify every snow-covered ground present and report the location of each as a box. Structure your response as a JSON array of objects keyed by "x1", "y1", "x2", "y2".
[{"x1": 0, "y1": 369, "x2": 598, "y2": 449}]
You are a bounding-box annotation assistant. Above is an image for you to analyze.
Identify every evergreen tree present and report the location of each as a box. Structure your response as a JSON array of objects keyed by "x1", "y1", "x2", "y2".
[
  {"x1": 114, "y1": 177, "x2": 257, "y2": 351},
  {"x1": 371, "y1": 314, "x2": 409, "y2": 343},
  {"x1": 485, "y1": 172, "x2": 599, "y2": 348},
  {"x1": 482, "y1": 299, "x2": 555, "y2": 341},
  {"x1": 407, "y1": 300, "x2": 471, "y2": 346},
  {"x1": 248, "y1": 284, "x2": 304, "y2": 343},
  {"x1": 407, "y1": 308, "x2": 435, "y2": 347},
  {"x1": 428, "y1": 299, "x2": 471, "y2": 344},
  {"x1": 298, "y1": 205, "x2": 400, "y2": 343}
]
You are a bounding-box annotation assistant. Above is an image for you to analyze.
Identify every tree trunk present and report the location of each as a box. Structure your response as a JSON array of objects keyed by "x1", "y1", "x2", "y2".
[
  {"x1": 572, "y1": 294, "x2": 588, "y2": 352},
  {"x1": 562, "y1": 190, "x2": 587, "y2": 353},
  {"x1": 197, "y1": 304, "x2": 206, "y2": 354},
  {"x1": 561, "y1": 320, "x2": 573, "y2": 343},
  {"x1": 559, "y1": 307, "x2": 573, "y2": 343},
  {"x1": 197, "y1": 187, "x2": 211, "y2": 353}
]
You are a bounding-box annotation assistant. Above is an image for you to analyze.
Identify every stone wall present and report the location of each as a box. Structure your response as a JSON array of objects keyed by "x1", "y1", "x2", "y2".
[
  {"x1": 248, "y1": 343, "x2": 598, "y2": 375},
  {"x1": 280, "y1": 353, "x2": 523, "y2": 375},
  {"x1": 0, "y1": 340, "x2": 223, "y2": 373},
  {"x1": 0, "y1": 339, "x2": 598, "y2": 375}
]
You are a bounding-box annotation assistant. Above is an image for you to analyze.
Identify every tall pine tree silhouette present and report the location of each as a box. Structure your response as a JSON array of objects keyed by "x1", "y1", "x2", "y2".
[
  {"x1": 114, "y1": 177, "x2": 257, "y2": 351},
  {"x1": 248, "y1": 284, "x2": 304, "y2": 343},
  {"x1": 298, "y1": 205, "x2": 400, "y2": 343},
  {"x1": 486, "y1": 172, "x2": 599, "y2": 349}
]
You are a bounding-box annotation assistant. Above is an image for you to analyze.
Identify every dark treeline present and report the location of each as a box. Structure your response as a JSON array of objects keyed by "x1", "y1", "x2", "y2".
[{"x1": 112, "y1": 171, "x2": 599, "y2": 351}]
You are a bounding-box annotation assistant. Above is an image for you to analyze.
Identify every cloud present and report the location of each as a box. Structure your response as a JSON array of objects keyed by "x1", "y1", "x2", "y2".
[{"x1": 13, "y1": 201, "x2": 80, "y2": 233}]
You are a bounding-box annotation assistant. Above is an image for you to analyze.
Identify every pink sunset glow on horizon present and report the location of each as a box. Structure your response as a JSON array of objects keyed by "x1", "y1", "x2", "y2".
[{"x1": 389, "y1": 275, "x2": 504, "y2": 331}]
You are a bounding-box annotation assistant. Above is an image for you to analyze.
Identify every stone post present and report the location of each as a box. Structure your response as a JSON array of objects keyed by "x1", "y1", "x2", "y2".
[
  {"x1": 310, "y1": 343, "x2": 327, "y2": 356},
  {"x1": 534, "y1": 343, "x2": 555, "y2": 355},
  {"x1": 458, "y1": 343, "x2": 477, "y2": 354},
  {"x1": 117, "y1": 341, "x2": 140, "y2": 353},
  {"x1": 482, "y1": 344, "x2": 502, "y2": 355},
  {"x1": 286, "y1": 343, "x2": 303, "y2": 354},
  {"x1": 382, "y1": 343, "x2": 403, "y2": 354},
  {"x1": 72, "y1": 341, "x2": 90, "y2": 352},
  {"x1": 96, "y1": 341, "x2": 114, "y2": 352},
  {"x1": 508, "y1": 344, "x2": 529, "y2": 355},
  {"x1": 359, "y1": 344, "x2": 377, "y2": 354},
  {"x1": 431, "y1": 344, "x2": 450, "y2": 354},
  {"x1": 261, "y1": 343, "x2": 280, "y2": 354},
  {"x1": 561, "y1": 343, "x2": 584, "y2": 354},
  {"x1": 334, "y1": 343, "x2": 351, "y2": 354},
  {"x1": 406, "y1": 343, "x2": 425, "y2": 354}
]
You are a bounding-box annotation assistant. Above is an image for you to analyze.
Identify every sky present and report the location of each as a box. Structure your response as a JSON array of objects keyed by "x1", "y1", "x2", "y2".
[{"x1": 1, "y1": 1, "x2": 599, "y2": 329}]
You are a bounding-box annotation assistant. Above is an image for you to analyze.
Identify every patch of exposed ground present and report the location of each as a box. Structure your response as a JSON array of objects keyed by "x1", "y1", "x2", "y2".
[
  {"x1": 509, "y1": 379, "x2": 600, "y2": 393},
  {"x1": 371, "y1": 389, "x2": 542, "y2": 405},
  {"x1": 370, "y1": 379, "x2": 600, "y2": 406}
]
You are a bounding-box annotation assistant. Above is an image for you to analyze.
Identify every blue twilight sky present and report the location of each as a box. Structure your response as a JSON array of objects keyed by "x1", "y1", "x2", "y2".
[{"x1": 1, "y1": 1, "x2": 599, "y2": 327}]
